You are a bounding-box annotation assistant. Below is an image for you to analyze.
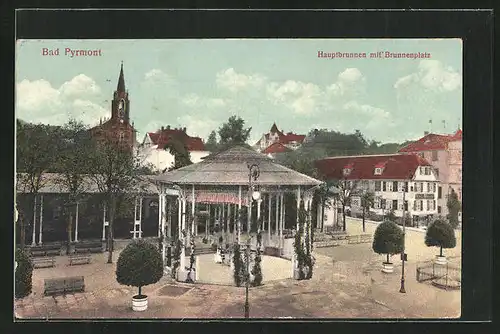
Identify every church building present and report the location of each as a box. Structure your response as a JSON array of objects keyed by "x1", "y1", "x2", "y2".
[{"x1": 89, "y1": 62, "x2": 136, "y2": 151}]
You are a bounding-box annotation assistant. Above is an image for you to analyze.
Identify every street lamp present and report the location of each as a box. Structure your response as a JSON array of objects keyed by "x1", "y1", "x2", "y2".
[
  {"x1": 245, "y1": 162, "x2": 260, "y2": 318},
  {"x1": 400, "y1": 181, "x2": 407, "y2": 293}
]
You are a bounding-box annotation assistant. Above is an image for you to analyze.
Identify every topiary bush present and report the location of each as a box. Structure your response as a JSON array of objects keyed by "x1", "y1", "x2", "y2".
[
  {"x1": 425, "y1": 219, "x2": 456, "y2": 257},
  {"x1": 15, "y1": 248, "x2": 33, "y2": 299},
  {"x1": 232, "y1": 243, "x2": 244, "y2": 287},
  {"x1": 116, "y1": 239, "x2": 163, "y2": 298},
  {"x1": 372, "y1": 220, "x2": 404, "y2": 264},
  {"x1": 251, "y1": 230, "x2": 263, "y2": 286}
]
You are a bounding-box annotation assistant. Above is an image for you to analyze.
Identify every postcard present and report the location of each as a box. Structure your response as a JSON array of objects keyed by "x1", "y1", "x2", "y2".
[{"x1": 15, "y1": 38, "x2": 462, "y2": 319}]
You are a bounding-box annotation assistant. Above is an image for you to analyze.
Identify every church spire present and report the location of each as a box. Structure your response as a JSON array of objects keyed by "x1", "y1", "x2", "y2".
[{"x1": 117, "y1": 61, "x2": 125, "y2": 92}]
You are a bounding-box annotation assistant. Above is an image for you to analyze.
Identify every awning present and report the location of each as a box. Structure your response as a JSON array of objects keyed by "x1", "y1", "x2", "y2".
[{"x1": 186, "y1": 191, "x2": 249, "y2": 206}]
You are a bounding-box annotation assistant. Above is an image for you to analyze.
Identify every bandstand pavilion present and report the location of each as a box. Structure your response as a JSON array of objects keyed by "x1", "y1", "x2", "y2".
[{"x1": 152, "y1": 145, "x2": 323, "y2": 280}]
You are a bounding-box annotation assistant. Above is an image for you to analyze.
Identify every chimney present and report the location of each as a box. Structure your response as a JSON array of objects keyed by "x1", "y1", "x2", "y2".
[
  {"x1": 424, "y1": 131, "x2": 429, "y2": 136},
  {"x1": 183, "y1": 127, "x2": 187, "y2": 132}
]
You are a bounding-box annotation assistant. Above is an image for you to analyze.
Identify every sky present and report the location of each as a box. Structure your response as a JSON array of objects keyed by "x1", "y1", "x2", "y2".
[{"x1": 16, "y1": 39, "x2": 462, "y2": 145}]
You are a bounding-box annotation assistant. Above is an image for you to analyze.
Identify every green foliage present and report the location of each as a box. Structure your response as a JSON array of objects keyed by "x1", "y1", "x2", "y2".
[
  {"x1": 372, "y1": 221, "x2": 404, "y2": 261},
  {"x1": 164, "y1": 137, "x2": 193, "y2": 170},
  {"x1": 218, "y1": 115, "x2": 252, "y2": 145},
  {"x1": 232, "y1": 243, "x2": 244, "y2": 287},
  {"x1": 171, "y1": 239, "x2": 182, "y2": 278},
  {"x1": 425, "y1": 219, "x2": 456, "y2": 255},
  {"x1": 251, "y1": 231, "x2": 263, "y2": 286},
  {"x1": 205, "y1": 130, "x2": 219, "y2": 152},
  {"x1": 446, "y1": 189, "x2": 461, "y2": 228},
  {"x1": 15, "y1": 248, "x2": 33, "y2": 299},
  {"x1": 294, "y1": 202, "x2": 308, "y2": 280},
  {"x1": 384, "y1": 209, "x2": 397, "y2": 223},
  {"x1": 116, "y1": 239, "x2": 163, "y2": 296}
]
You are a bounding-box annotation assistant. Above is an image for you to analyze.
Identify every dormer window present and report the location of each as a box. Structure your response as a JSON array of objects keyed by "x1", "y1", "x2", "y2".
[
  {"x1": 374, "y1": 161, "x2": 386, "y2": 175},
  {"x1": 343, "y1": 168, "x2": 352, "y2": 176},
  {"x1": 374, "y1": 167, "x2": 383, "y2": 175}
]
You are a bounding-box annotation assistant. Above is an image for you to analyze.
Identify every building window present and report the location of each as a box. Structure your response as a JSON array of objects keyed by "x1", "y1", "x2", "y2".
[
  {"x1": 431, "y1": 150, "x2": 438, "y2": 161},
  {"x1": 438, "y1": 186, "x2": 442, "y2": 199},
  {"x1": 413, "y1": 201, "x2": 416, "y2": 210},
  {"x1": 420, "y1": 200, "x2": 424, "y2": 211},
  {"x1": 119, "y1": 131, "x2": 125, "y2": 142},
  {"x1": 374, "y1": 167, "x2": 383, "y2": 175},
  {"x1": 427, "y1": 183, "x2": 431, "y2": 192},
  {"x1": 419, "y1": 152, "x2": 424, "y2": 158},
  {"x1": 404, "y1": 200, "x2": 408, "y2": 211},
  {"x1": 410, "y1": 183, "x2": 414, "y2": 192},
  {"x1": 435, "y1": 168, "x2": 440, "y2": 177},
  {"x1": 382, "y1": 182, "x2": 386, "y2": 192},
  {"x1": 419, "y1": 166, "x2": 424, "y2": 174},
  {"x1": 438, "y1": 206, "x2": 442, "y2": 214},
  {"x1": 392, "y1": 200, "x2": 398, "y2": 210},
  {"x1": 375, "y1": 181, "x2": 381, "y2": 191},
  {"x1": 381, "y1": 199, "x2": 386, "y2": 209},
  {"x1": 427, "y1": 200, "x2": 430, "y2": 211},
  {"x1": 392, "y1": 181, "x2": 398, "y2": 192}
]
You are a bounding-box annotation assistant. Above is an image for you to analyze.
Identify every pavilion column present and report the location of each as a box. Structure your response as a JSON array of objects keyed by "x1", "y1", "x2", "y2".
[
  {"x1": 158, "y1": 194, "x2": 162, "y2": 237},
  {"x1": 138, "y1": 197, "x2": 143, "y2": 238},
  {"x1": 74, "y1": 202, "x2": 79, "y2": 243},
  {"x1": 31, "y1": 196, "x2": 37, "y2": 246},
  {"x1": 275, "y1": 193, "x2": 279, "y2": 245},
  {"x1": 238, "y1": 185, "x2": 242, "y2": 243},
  {"x1": 316, "y1": 198, "x2": 322, "y2": 229},
  {"x1": 206, "y1": 204, "x2": 210, "y2": 238},
  {"x1": 267, "y1": 194, "x2": 271, "y2": 242},
  {"x1": 191, "y1": 185, "x2": 196, "y2": 237},
  {"x1": 38, "y1": 195, "x2": 44, "y2": 245},
  {"x1": 248, "y1": 191, "x2": 253, "y2": 236},
  {"x1": 133, "y1": 197, "x2": 138, "y2": 239},
  {"x1": 160, "y1": 194, "x2": 167, "y2": 241},
  {"x1": 167, "y1": 197, "x2": 172, "y2": 238},
  {"x1": 180, "y1": 197, "x2": 187, "y2": 272},
  {"x1": 296, "y1": 186, "x2": 301, "y2": 232},
  {"x1": 222, "y1": 203, "x2": 226, "y2": 234},
  {"x1": 227, "y1": 203, "x2": 231, "y2": 237},
  {"x1": 280, "y1": 193, "x2": 284, "y2": 250},
  {"x1": 257, "y1": 198, "x2": 262, "y2": 231},
  {"x1": 102, "y1": 203, "x2": 107, "y2": 241}
]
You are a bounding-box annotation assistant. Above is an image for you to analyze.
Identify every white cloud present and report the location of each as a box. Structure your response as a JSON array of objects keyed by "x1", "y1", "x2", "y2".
[
  {"x1": 394, "y1": 60, "x2": 462, "y2": 92},
  {"x1": 216, "y1": 68, "x2": 267, "y2": 93},
  {"x1": 16, "y1": 75, "x2": 107, "y2": 127},
  {"x1": 181, "y1": 93, "x2": 226, "y2": 109},
  {"x1": 326, "y1": 67, "x2": 366, "y2": 97},
  {"x1": 177, "y1": 114, "x2": 219, "y2": 139},
  {"x1": 342, "y1": 100, "x2": 394, "y2": 132},
  {"x1": 267, "y1": 80, "x2": 322, "y2": 115}
]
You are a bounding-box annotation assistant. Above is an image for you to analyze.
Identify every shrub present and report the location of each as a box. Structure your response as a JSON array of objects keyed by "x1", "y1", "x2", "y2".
[
  {"x1": 232, "y1": 243, "x2": 244, "y2": 287},
  {"x1": 251, "y1": 231, "x2": 263, "y2": 286},
  {"x1": 15, "y1": 248, "x2": 33, "y2": 299},
  {"x1": 425, "y1": 219, "x2": 456, "y2": 257},
  {"x1": 116, "y1": 239, "x2": 163, "y2": 298},
  {"x1": 372, "y1": 220, "x2": 404, "y2": 264}
]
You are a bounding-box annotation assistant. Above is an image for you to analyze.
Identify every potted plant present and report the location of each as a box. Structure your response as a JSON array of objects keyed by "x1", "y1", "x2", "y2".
[
  {"x1": 15, "y1": 248, "x2": 33, "y2": 299},
  {"x1": 425, "y1": 219, "x2": 456, "y2": 265},
  {"x1": 116, "y1": 239, "x2": 163, "y2": 312},
  {"x1": 372, "y1": 220, "x2": 404, "y2": 273}
]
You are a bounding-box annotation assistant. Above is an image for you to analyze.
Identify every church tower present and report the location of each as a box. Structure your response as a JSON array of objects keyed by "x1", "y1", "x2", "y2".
[{"x1": 111, "y1": 62, "x2": 131, "y2": 123}]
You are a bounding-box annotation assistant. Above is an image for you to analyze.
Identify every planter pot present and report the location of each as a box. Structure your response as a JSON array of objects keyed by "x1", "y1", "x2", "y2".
[
  {"x1": 435, "y1": 255, "x2": 447, "y2": 265},
  {"x1": 176, "y1": 268, "x2": 189, "y2": 282},
  {"x1": 382, "y1": 262, "x2": 394, "y2": 274},
  {"x1": 132, "y1": 295, "x2": 148, "y2": 312},
  {"x1": 214, "y1": 253, "x2": 222, "y2": 263},
  {"x1": 293, "y1": 268, "x2": 302, "y2": 280},
  {"x1": 302, "y1": 266, "x2": 310, "y2": 278},
  {"x1": 185, "y1": 268, "x2": 197, "y2": 282}
]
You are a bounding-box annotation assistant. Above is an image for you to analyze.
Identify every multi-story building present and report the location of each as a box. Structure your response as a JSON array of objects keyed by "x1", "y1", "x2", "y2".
[
  {"x1": 399, "y1": 129, "x2": 462, "y2": 217},
  {"x1": 139, "y1": 126, "x2": 210, "y2": 172},
  {"x1": 254, "y1": 123, "x2": 306, "y2": 153},
  {"x1": 89, "y1": 63, "x2": 136, "y2": 152},
  {"x1": 315, "y1": 154, "x2": 440, "y2": 226}
]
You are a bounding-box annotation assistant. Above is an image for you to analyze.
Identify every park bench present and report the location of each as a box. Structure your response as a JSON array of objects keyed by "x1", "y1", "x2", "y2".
[
  {"x1": 68, "y1": 254, "x2": 92, "y2": 266},
  {"x1": 74, "y1": 241, "x2": 103, "y2": 254},
  {"x1": 44, "y1": 276, "x2": 85, "y2": 296},
  {"x1": 29, "y1": 244, "x2": 61, "y2": 257},
  {"x1": 32, "y1": 256, "x2": 56, "y2": 269}
]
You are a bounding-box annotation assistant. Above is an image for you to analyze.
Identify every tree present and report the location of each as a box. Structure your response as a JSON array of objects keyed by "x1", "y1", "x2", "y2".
[
  {"x1": 425, "y1": 219, "x2": 456, "y2": 257},
  {"x1": 205, "y1": 130, "x2": 219, "y2": 152},
  {"x1": 116, "y1": 239, "x2": 163, "y2": 298},
  {"x1": 15, "y1": 248, "x2": 33, "y2": 298},
  {"x1": 372, "y1": 221, "x2": 404, "y2": 264},
  {"x1": 446, "y1": 188, "x2": 461, "y2": 228},
  {"x1": 218, "y1": 116, "x2": 252, "y2": 146},
  {"x1": 164, "y1": 137, "x2": 193, "y2": 171},
  {"x1": 384, "y1": 208, "x2": 397, "y2": 223},
  {"x1": 335, "y1": 178, "x2": 358, "y2": 231},
  {"x1": 87, "y1": 141, "x2": 144, "y2": 264},
  {"x1": 53, "y1": 120, "x2": 94, "y2": 253},
  {"x1": 16, "y1": 121, "x2": 59, "y2": 247},
  {"x1": 360, "y1": 191, "x2": 375, "y2": 232}
]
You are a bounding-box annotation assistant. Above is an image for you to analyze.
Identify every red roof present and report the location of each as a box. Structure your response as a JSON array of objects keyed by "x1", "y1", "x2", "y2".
[
  {"x1": 147, "y1": 128, "x2": 205, "y2": 151},
  {"x1": 315, "y1": 154, "x2": 432, "y2": 180},
  {"x1": 262, "y1": 142, "x2": 292, "y2": 154},
  {"x1": 280, "y1": 132, "x2": 306, "y2": 144},
  {"x1": 270, "y1": 122, "x2": 284, "y2": 137},
  {"x1": 399, "y1": 130, "x2": 462, "y2": 153}
]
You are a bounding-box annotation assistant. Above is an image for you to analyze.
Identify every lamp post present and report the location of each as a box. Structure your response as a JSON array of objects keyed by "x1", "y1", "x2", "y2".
[
  {"x1": 245, "y1": 163, "x2": 260, "y2": 318},
  {"x1": 400, "y1": 182, "x2": 407, "y2": 293}
]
